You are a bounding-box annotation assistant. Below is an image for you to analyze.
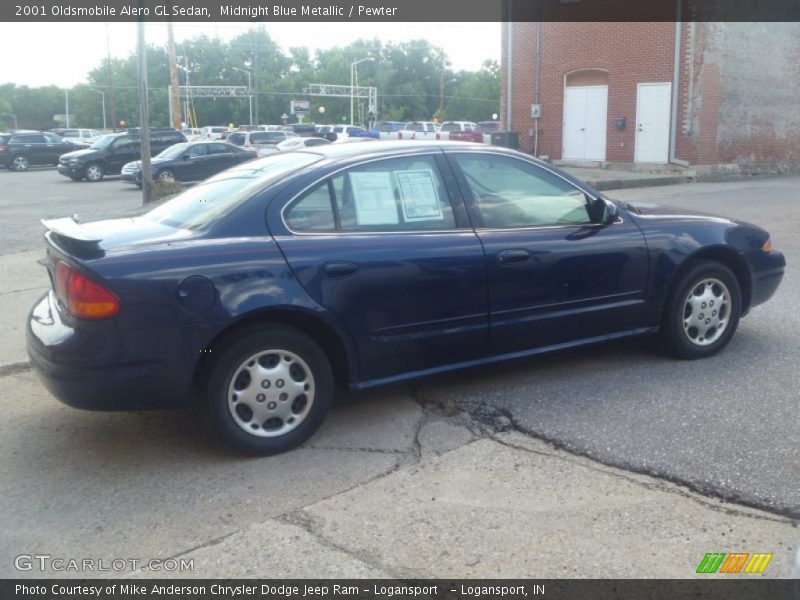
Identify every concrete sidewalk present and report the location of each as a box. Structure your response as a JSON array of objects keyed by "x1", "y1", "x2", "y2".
[
  {"x1": 2, "y1": 366, "x2": 796, "y2": 579},
  {"x1": 561, "y1": 165, "x2": 690, "y2": 191},
  {"x1": 0, "y1": 250, "x2": 49, "y2": 366}
]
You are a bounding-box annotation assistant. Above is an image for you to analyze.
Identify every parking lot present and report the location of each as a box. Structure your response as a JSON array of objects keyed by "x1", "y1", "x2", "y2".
[{"x1": 0, "y1": 167, "x2": 797, "y2": 578}]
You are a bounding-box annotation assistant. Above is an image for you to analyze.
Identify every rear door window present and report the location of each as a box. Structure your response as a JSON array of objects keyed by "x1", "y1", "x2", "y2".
[{"x1": 285, "y1": 155, "x2": 457, "y2": 233}]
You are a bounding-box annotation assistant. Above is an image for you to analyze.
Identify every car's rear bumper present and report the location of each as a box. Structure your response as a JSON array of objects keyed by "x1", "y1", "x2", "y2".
[
  {"x1": 744, "y1": 249, "x2": 786, "y2": 310},
  {"x1": 26, "y1": 292, "x2": 194, "y2": 411}
]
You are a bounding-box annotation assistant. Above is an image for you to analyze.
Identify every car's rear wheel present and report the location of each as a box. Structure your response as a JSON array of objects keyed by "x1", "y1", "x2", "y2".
[
  {"x1": 660, "y1": 259, "x2": 741, "y2": 359},
  {"x1": 84, "y1": 162, "x2": 104, "y2": 182},
  {"x1": 201, "y1": 325, "x2": 334, "y2": 455},
  {"x1": 156, "y1": 169, "x2": 175, "y2": 183},
  {"x1": 11, "y1": 155, "x2": 30, "y2": 171}
]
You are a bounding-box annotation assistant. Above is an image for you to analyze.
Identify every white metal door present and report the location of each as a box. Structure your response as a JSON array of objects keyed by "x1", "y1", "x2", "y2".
[
  {"x1": 635, "y1": 82, "x2": 672, "y2": 163},
  {"x1": 563, "y1": 86, "x2": 607, "y2": 161}
]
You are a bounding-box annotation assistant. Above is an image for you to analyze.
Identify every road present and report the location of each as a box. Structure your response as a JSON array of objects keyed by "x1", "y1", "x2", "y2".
[
  {"x1": 0, "y1": 167, "x2": 797, "y2": 578},
  {"x1": 416, "y1": 176, "x2": 800, "y2": 517}
]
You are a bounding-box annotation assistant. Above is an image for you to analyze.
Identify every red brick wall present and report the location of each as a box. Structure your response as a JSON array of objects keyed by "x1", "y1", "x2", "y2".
[
  {"x1": 503, "y1": 21, "x2": 800, "y2": 169},
  {"x1": 505, "y1": 22, "x2": 675, "y2": 162}
]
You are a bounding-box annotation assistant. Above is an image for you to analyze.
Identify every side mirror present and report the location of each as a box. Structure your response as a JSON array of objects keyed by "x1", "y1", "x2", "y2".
[{"x1": 602, "y1": 198, "x2": 619, "y2": 225}]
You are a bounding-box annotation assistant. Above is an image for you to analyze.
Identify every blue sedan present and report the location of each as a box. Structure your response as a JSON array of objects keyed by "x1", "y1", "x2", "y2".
[{"x1": 26, "y1": 142, "x2": 786, "y2": 455}]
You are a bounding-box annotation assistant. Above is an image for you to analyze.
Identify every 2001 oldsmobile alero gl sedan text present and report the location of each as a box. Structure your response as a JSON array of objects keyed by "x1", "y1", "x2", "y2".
[{"x1": 26, "y1": 141, "x2": 786, "y2": 455}]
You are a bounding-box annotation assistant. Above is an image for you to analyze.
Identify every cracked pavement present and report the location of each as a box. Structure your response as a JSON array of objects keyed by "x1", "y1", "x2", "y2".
[{"x1": 0, "y1": 170, "x2": 798, "y2": 578}]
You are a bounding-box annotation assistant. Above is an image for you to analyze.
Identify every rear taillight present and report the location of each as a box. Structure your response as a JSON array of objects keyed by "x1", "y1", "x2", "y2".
[
  {"x1": 54, "y1": 261, "x2": 120, "y2": 320},
  {"x1": 0, "y1": 145, "x2": 8, "y2": 151}
]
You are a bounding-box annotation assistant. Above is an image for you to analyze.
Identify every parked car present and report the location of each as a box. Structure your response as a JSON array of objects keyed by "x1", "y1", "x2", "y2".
[
  {"x1": 374, "y1": 121, "x2": 407, "y2": 139},
  {"x1": 0, "y1": 131, "x2": 83, "y2": 171},
  {"x1": 226, "y1": 130, "x2": 299, "y2": 152},
  {"x1": 274, "y1": 137, "x2": 331, "y2": 151},
  {"x1": 58, "y1": 129, "x2": 187, "y2": 182},
  {"x1": 439, "y1": 121, "x2": 478, "y2": 139},
  {"x1": 201, "y1": 126, "x2": 230, "y2": 140},
  {"x1": 27, "y1": 141, "x2": 785, "y2": 456},
  {"x1": 120, "y1": 141, "x2": 257, "y2": 186},
  {"x1": 50, "y1": 128, "x2": 101, "y2": 147},
  {"x1": 283, "y1": 123, "x2": 319, "y2": 138},
  {"x1": 325, "y1": 125, "x2": 370, "y2": 142},
  {"x1": 386, "y1": 121, "x2": 439, "y2": 140}
]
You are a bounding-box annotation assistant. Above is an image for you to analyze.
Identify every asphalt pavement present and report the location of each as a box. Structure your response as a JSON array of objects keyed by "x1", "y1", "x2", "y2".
[
  {"x1": 416, "y1": 177, "x2": 800, "y2": 517},
  {"x1": 0, "y1": 167, "x2": 797, "y2": 578}
]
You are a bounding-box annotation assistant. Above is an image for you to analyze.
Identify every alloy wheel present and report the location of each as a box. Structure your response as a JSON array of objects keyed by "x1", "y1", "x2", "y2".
[
  {"x1": 12, "y1": 156, "x2": 29, "y2": 171},
  {"x1": 682, "y1": 277, "x2": 730, "y2": 346},
  {"x1": 227, "y1": 349, "x2": 315, "y2": 438},
  {"x1": 85, "y1": 164, "x2": 103, "y2": 181}
]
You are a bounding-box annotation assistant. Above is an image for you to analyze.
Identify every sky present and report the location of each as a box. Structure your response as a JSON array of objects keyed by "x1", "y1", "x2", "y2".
[{"x1": 0, "y1": 22, "x2": 501, "y2": 88}]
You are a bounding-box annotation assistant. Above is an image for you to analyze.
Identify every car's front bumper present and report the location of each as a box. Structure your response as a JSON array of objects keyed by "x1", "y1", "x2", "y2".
[
  {"x1": 26, "y1": 291, "x2": 194, "y2": 411},
  {"x1": 57, "y1": 163, "x2": 83, "y2": 177},
  {"x1": 120, "y1": 171, "x2": 142, "y2": 185},
  {"x1": 744, "y1": 249, "x2": 786, "y2": 311}
]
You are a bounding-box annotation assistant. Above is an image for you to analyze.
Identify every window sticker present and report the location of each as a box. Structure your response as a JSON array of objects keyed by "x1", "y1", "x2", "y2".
[
  {"x1": 349, "y1": 172, "x2": 399, "y2": 225},
  {"x1": 396, "y1": 170, "x2": 443, "y2": 221}
]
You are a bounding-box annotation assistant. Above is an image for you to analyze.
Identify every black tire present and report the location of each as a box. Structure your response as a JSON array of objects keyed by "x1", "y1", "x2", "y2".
[
  {"x1": 84, "y1": 162, "x2": 104, "y2": 182},
  {"x1": 156, "y1": 169, "x2": 175, "y2": 183},
  {"x1": 200, "y1": 324, "x2": 334, "y2": 456},
  {"x1": 11, "y1": 155, "x2": 30, "y2": 172},
  {"x1": 660, "y1": 259, "x2": 741, "y2": 359}
]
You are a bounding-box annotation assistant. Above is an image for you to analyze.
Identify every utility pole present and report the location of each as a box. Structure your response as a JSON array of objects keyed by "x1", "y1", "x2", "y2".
[
  {"x1": 137, "y1": 19, "x2": 153, "y2": 205},
  {"x1": 166, "y1": 20, "x2": 181, "y2": 129},
  {"x1": 252, "y1": 48, "x2": 259, "y2": 125},
  {"x1": 65, "y1": 89, "x2": 70, "y2": 128},
  {"x1": 106, "y1": 23, "x2": 116, "y2": 130}
]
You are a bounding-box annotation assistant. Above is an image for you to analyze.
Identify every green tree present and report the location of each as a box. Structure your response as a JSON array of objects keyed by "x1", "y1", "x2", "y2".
[{"x1": 442, "y1": 60, "x2": 500, "y2": 123}]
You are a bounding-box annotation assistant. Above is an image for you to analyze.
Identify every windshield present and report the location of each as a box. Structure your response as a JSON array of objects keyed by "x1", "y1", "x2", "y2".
[
  {"x1": 145, "y1": 152, "x2": 321, "y2": 230},
  {"x1": 157, "y1": 142, "x2": 191, "y2": 159},
  {"x1": 90, "y1": 135, "x2": 116, "y2": 150}
]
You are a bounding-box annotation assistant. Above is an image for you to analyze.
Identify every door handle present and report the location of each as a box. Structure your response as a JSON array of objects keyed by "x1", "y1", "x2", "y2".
[
  {"x1": 323, "y1": 261, "x2": 358, "y2": 278},
  {"x1": 497, "y1": 249, "x2": 531, "y2": 266}
]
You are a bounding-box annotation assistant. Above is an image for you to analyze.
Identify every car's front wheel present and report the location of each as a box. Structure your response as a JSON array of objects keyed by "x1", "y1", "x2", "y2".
[
  {"x1": 660, "y1": 259, "x2": 741, "y2": 359},
  {"x1": 201, "y1": 325, "x2": 334, "y2": 455},
  {"x1": 156, "y1": 169, "x2": 175, "y2": 183},
  {"x1": 84, "y1": 162, "x2": 104, "y2": 182}
]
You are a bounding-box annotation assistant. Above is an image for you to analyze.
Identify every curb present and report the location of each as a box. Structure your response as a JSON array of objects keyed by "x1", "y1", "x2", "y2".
[{"x1": 587, "y1": 176, "x2": 690, "y2": 191}]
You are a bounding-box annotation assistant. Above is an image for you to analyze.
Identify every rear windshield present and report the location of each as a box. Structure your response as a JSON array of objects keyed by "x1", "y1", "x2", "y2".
[
  {"x1": 249, "y1": 132, "x2": 283, "y2": 143},
  {"x1": 0, "y1": 135, "x2": 8, "y2": 144},
  {"x1": 144, "y1": 152, "x2": 320, "y2": 230},
  {"x1": 477, "y1": 122, "x2": 500, "y2": 132}
]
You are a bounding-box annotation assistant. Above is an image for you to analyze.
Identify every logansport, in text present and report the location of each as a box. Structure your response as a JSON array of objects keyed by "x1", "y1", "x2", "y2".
[{"x1": 220, "y1": 4, "x2": 399, "y2": 17}]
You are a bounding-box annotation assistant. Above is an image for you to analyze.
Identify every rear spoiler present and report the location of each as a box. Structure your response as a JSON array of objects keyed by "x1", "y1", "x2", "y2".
[{"x1": 41, "y1": 218, "x2": 104, "y2": 258}]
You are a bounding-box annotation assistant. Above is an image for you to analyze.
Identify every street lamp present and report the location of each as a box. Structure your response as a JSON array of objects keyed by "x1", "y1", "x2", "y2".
[
  {"x1": 64, "y1": 88, "x2": 70, "y2": 128},
  {"x1": 350, "y1": 57, "x2": 374, "y2": 126},
  {"x1": 90, "y1": 88, "x2": 107, "y2": 130},
  {"x1": 232, "y1": 66, "x2": 253, "y2": 126}
]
